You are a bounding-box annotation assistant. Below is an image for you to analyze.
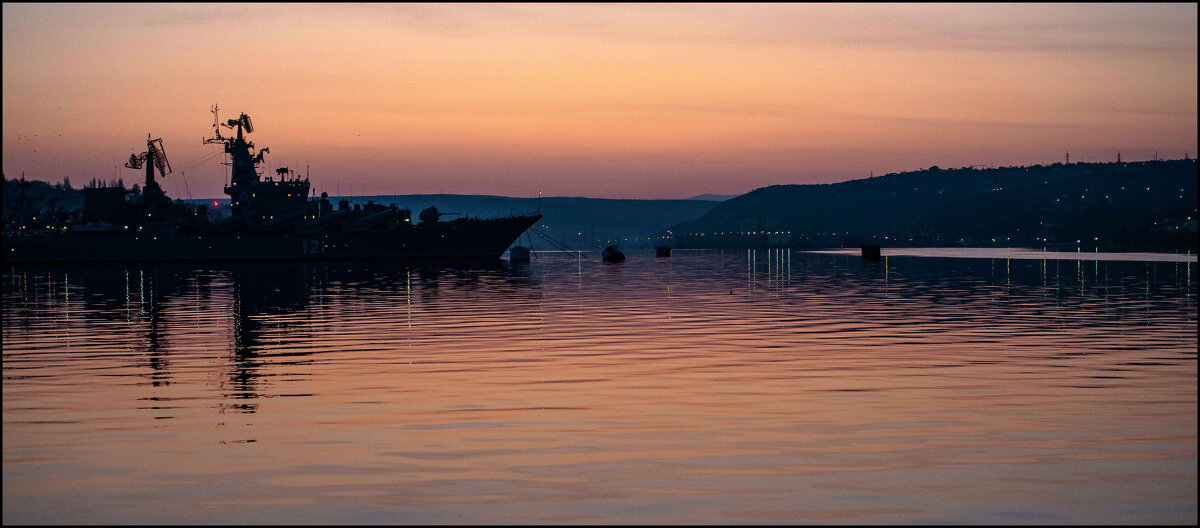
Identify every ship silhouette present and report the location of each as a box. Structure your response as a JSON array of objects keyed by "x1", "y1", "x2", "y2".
[{"x1": 3, "y1": 106, "x2": 541, "y2": 263}]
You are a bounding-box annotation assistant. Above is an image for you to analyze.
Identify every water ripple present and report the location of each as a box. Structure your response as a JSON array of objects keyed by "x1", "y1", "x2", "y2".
[{"x1": 3, "y1": 250, "x2": 1196, "y2": 524}]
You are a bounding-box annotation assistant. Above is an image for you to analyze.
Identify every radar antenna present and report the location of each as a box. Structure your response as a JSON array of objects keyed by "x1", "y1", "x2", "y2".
[
  {"x1": 124, "y1": 135, "x2": 172, "y2": 182},
  {"x1": 148, "y1": 138, "x2": 171, "y2": 178},
  {"x1": 222, "y1": 114, "x2": 253, "y2": 133}
]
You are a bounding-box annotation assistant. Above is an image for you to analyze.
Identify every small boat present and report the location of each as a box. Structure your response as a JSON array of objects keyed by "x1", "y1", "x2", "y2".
[{"x1": 601, "y1": 245, "x2": 625, "y2": 263}]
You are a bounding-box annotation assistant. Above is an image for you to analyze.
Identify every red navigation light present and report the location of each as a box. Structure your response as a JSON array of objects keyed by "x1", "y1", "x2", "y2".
[{"x1": 213, "y1": 201, "x2": 219, "y2": 207}]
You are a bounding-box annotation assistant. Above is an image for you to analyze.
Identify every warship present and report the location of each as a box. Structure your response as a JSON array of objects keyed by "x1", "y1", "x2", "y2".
[{"x1": 3, "y1": 107, "x2": 541, "y2": 263}]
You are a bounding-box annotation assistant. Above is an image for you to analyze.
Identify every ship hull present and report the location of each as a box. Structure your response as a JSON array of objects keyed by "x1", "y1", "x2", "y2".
[{"x1": 4, "y1": 215, "x2": 540, "y2": 264}]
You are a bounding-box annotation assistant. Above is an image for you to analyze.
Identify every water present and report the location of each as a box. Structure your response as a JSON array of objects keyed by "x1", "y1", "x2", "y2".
[{"x1": 3, "y1": 249, "x2": 1196, "y2": 524}]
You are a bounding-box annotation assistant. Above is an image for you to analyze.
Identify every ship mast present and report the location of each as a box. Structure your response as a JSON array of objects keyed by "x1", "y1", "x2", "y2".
[
  {"x1": 205, "y1": 106, "x2": 268, "y2": 216},
  {"x1": 202, "y1": 105, "x2": 309, "y2": 227}
]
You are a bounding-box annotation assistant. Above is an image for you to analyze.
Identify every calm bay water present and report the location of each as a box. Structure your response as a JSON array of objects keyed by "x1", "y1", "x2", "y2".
[{"x1": 3, "y1": 249, "x2": 1196, "y2": 524}]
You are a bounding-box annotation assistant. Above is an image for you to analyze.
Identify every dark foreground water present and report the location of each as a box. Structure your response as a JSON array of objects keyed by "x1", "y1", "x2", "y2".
[{"x1": 3, "y1": 249, "x2": 1196, "y2": 524}]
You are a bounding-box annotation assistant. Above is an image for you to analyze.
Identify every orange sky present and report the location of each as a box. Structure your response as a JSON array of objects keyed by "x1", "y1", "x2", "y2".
[{"x1": 3, "y1": 3, "x2": 1196, "y2": 199}]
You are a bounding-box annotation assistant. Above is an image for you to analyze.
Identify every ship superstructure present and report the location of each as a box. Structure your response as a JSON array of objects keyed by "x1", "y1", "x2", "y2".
[{"x1": 204, "y1": 106, "x2": 310, "y2": 229}]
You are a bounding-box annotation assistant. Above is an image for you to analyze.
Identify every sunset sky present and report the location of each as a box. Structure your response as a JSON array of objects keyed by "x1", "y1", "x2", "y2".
[{"x1": 3, "y1": 3, "x2": 1196, "y2": 199}]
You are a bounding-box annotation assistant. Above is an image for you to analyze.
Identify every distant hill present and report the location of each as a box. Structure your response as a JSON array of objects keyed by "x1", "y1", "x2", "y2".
[
  {"x1": 688, "y1": 193, "x2": 740, "y2": 202},
  {"x1": 671, "y1": 159, "x2": 1197, "y2": 252}
]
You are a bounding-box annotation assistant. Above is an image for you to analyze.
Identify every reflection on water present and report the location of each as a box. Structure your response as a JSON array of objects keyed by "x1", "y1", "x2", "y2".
[
  {"x1": 3, "y1": 250, "x2": 1196, "y2": 524},
  {"x1": 812, "y1": 246, "x2": 1199, "y2": 263}
]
